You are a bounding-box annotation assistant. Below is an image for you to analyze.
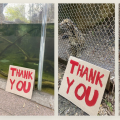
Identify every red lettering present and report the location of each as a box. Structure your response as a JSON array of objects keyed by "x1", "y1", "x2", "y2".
[
  {"x1": 66, "y1": 77, "x2": 74, "y2": 94},
  {"x1": 77, "y1": 66, "x2": 89, "y2": 80},
  {"x1": 16, "y1": 81, "x2": 23, "y2": 91},
  {"x1": 16, "y1": 69, "x2": 20, "y2": 77},
  {"x1": 10, "y1": 67, "x2": 16, "y2": 76},
  {"x1": 81, "y1": 67, "x2": 88, "y2": 80},
  {"x1": 77, "y1": 64, "x2": 84, "y2": 77},
  {"x1": 10, "y1": 79, "x2": 15, "y2": 90},
  {"x1": 16, "y1": 69, "x2": 23, "y2": 77},
  {"x1": 28, "y1": 71, "x2": 33, "y2": 80},
  {"x1": 85, "y1": 86, "x2": 99, "y2": 106},
  {"x1": 95, "y1": 72, "x2": 104, "y2": 87},
  {"x1": 74, "y1": 84, "x2": 99, "y2": 106},
  {"x1": 24, "y1": 70, "x2": 29, "y2": 79},
  {"x1": 75, "y1": 83, "x2": 86, "y2": 100},
  {"x1": 70, "y1": 60, "x2": 78, "y2": 74},
  {"x1": 16, "y1": 81, "x2": 31, "y2": 93},
  {"x1": 88, "y1": 68, "x2": 97, "y2": 84},
  {"x1": 23, "y1": 81, "x2": 31, "y2": 93}
]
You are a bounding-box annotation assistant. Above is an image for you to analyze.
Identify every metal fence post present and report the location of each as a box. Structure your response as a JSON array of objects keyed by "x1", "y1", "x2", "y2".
[{"x1": 38, "y1": 3, "x2": 48, "y2": 91}]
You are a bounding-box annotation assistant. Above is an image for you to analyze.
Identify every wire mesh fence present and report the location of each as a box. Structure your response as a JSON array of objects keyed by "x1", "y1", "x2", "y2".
[
  {"x1": 58, "y1": 3, "x2": 115, "y2": 76},
  {"x1": 58, "y1": 3, "x2": 115, "y2": 116}
]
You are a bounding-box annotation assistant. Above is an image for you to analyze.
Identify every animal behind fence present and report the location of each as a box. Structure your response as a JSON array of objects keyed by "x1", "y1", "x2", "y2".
[
  {"x1": 58, "y1": 4, "x2": 115, "y2": 76},
  {"x1": 59, "y1": 18, "x2": 85, "y2": 58}
]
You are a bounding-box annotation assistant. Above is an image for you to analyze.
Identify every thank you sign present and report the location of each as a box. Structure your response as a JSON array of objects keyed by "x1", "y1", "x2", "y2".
[
  {"x1": 59, "y1": 56, "x2": 110, "y2": 115},
  {"x1": 6, "y1": 65, "x2": 35, "y2": 99}
]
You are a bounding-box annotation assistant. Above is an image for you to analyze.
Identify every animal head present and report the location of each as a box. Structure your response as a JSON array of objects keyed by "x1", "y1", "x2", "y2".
[
  {"x1": 59, "y1": 18, "x2": 78, "y2": 37},
  {"x1": 59, "y1": 18, "x2": 75, "y2": 30}
]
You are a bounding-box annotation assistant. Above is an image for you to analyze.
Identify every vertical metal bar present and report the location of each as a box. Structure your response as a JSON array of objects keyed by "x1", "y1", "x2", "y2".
[{"x1": 38, "y1": 3, "x2": 48, "y2": 91}]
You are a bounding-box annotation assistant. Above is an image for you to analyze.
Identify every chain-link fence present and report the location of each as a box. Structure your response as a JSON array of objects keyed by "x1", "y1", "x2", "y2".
[{"x1": 58, "y1": 3, "x2": 115, "y2": 76}]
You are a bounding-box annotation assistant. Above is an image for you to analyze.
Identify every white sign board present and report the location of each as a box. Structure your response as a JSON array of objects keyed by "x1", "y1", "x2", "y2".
[
  {"x1": 59, "y1": 56, "x2": 110, "y2": 116},
  {"x1": 6, "y1": 65, "x2": 35, "y2": 99}
]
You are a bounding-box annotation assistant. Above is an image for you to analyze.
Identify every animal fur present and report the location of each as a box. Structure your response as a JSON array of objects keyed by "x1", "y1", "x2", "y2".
[{"x1": 59, "y1": 18, "x2": 85, "y2": 57}]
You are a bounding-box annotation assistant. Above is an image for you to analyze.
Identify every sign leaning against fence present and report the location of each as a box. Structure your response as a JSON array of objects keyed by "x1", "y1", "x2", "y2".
[
  {"x1": 6, "y1": 65, "x2": 35, "y2": 99},
  {"x1": 59, "y1": 56, "x2": 110, "y2": 116}
]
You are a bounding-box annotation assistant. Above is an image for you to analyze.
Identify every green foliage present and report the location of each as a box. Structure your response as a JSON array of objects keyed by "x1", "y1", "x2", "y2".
[
  {"x1": 46, "y1": 24, "x2": 54, "y2": 30},
  {"x1": 107, "y1": 102, "x2": 113, "y2": 111},
  {"x1": 5, "y1": 4, "x2": 29, "y2": 23},
  {"x1": 18, "y1": 25, "x2": 28, "y2": 36},
  {"x1": 0, "y1": 24, "x2": 54, "y2": 95},
  {"x1": 0, "y1": 24, "x2": 18, "y2": 36},
  {"x1": 0, "y1": 24, "x2": 41, "y2": 37},
  {"x1": 105, "y1": 99, "x2": 113, "y2": 112}
]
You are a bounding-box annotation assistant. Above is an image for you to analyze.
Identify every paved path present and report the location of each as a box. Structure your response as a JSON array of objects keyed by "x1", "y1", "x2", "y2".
[{"x1": 0, "y1": 88, "x2": 54, "y2": 116}]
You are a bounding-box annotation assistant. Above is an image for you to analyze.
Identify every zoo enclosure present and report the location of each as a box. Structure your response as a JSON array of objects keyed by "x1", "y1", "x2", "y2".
[
  {"x1": 58, "y1": 4, "x2": 115, "y2": 76},
  {"x1": 0, "y1": 3, "x2": 54, "y2": 94}
]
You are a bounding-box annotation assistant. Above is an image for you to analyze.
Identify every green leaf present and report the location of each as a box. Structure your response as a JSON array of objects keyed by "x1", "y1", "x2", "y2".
[
  {"x1": 107, "y1": 102, "x2": 111, "y2": 107},
  {"x1": 5, "y1": 4, "x2": 29, "y2": 23}
]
